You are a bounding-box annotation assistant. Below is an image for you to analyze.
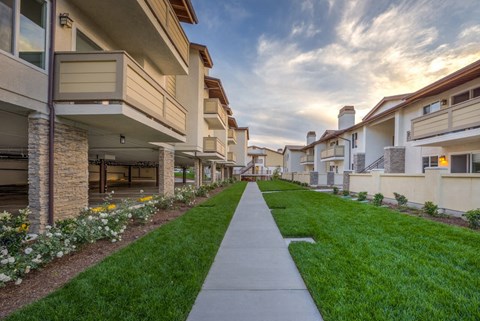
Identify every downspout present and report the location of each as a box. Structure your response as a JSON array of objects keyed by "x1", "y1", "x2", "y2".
[{"x1": 47, "y1": 0, "x2": 57, "y2": 225}]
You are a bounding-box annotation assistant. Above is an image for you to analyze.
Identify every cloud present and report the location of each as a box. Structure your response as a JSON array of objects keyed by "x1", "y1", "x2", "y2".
[{"x1": 207, "y1": 0, "x2": 480, "y2": 150}]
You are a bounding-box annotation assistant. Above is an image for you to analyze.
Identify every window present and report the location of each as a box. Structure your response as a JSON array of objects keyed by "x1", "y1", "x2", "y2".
[
  {"x1": 351, "y1": 132, "x2": 358, "y2": 149},
  {"x1": 76, "y1": 30, "x2": 101, "y2": 52},
  {"x1": 452, "y1": 91, "x2": 469, "y2": 105},
  {"x1": 451, "y1": 154, "x2": 469, "y2": 173},
  {"x1": 472, "y1": 154, "x2": 480, "y2": 173},
  {"x1": 423, "y1": 101, "x2": 440, "y2": 115},
  {"x1": 422, "y1": 156, "x2": 438, "y2": 173},
  {"x1": 19, "y1": 0, "x2": 47, "y2": 68},
  {"x1": 0, "y1": 0, "x2": 13, "y2": 53},
  {"x1": 0, "y1": 0, "x2": 48, "y2": 69},
  {"x1": 473, "y1": 87, "x2": 480, "y2": 99}
]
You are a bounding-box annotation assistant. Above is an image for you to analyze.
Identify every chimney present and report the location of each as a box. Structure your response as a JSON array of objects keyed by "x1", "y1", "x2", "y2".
[
  {"x1": 306, "y1": 131, "x2": 316, "y2": 145},
  {"x1": 338, "y1": 106, "x2": 355, "y2": 130}
]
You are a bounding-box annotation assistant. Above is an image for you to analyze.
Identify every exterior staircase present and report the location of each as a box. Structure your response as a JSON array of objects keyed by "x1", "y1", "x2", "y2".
[{"x1": 359, "y1": 156, "x2": 384, "y2": 173}]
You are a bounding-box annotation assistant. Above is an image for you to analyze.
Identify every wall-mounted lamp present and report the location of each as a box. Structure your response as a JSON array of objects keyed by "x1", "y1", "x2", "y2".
[
  {"x1": 59, "y1": 13, "x2": 73, "y2": 28},
  {"x1": 120, "y1": 135, "x2": 126, "y2": 144},
  {"x1": 441, "y1": 99, "x2": 448, "y2": 106},
  {"x1": 439, "y1": 155, "x2": 448, "y2": 166}
]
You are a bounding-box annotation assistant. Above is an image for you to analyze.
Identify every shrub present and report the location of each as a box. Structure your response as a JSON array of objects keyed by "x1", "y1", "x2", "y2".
[
  {"x1": 464, "y1": 209, "x2": 480, "y2": 229},
  {"x1": 342, "y1": 190, "x2": 350, "y2": 197},
  {"x1": 393, "y1": 192, "x2": 408, "y2": 207},
  {"x1": 195, "y1": 186, "x2": 209, "y2": 198},
  {"x1": 357, "y1": 191, "x2": 368, "y2": 201},
  {"x1": 423, "y1": 201, "x2": 439, "y2": 216},
  {"x1": 0, "y1": 208, "x2": 30, "y2": 256},
  {"x1": 333, "y1": 187, "x2": 339, "y2": 195},
  {"x1": 154, "y1": 195, "x2": 175, "y2": 210},
  {"x1": 372, "y1": 193, "x2": 384, "y2": 206}
]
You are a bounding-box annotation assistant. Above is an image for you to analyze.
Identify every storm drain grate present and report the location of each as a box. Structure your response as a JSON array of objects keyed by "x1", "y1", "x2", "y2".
[{"x1": 284, "y1": 237, "x2": 316, "y2": 246}]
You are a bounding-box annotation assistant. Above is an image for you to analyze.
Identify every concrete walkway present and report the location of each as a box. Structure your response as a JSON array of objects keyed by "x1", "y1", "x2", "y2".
[{"x1": 187, "y1": 182, "x2": 323, "y2": 321}]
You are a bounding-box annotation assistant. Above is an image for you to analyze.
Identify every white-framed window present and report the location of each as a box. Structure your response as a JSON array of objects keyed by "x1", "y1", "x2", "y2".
[
  {"x1": 351, "y1": 132, "x2": 358, "y2": 149},
  {"x1": 75, "y1": 29, "x2": 102, "y2": 52},
  {"x1": 451, "y1": 86, "x2": 480, "y2": 106},
  {"x1": 451, "y1": 153, "x2": 480, "y2": 173},
  {"x1": 422, "y1": 155, "x2": 438, "y2": 173},
  {"x1": 422, "y1": 101, "x2": 440, "y2": 115},
  {"x1": 0, "y1": 0, "x2": 49, "y2": 70}
]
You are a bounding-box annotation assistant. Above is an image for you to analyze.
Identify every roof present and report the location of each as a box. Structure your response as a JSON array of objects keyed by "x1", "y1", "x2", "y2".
[
  {"x1": 228, "y1": 117, "x2": 238, "y2": 129},
  {"x1": 405, "y1": 58, "x2": 480, "y2": 101},
  {"x1": 205, "y1": 76, "x2": 229, "y2": 106},
  {"x1": 169, "y1": 0, "x2": 198, "y2": 24},
  {"x1": 249, "y1": 145, "x2": 283, "y2": 155},
  {"x1": 362, "y1": 94, "x2": 409, "y2": 121},
  {"x1": 190, "y1": 43, "x2": 213, "y2": 68},
  {"x1": 282, "y1": 145, "x2": 305, "y2": 155}
]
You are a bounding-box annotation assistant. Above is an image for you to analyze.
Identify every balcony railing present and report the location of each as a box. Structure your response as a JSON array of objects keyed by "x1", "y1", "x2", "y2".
[
  {"x1": 411, "y1": 97, "x2": 480, "y2": 140},
  {"x1": 54, "y1": 51, "x2": 187, "y2": 135},
  {"x1": 204, "y1": 98, "x2": 228, "y2": 129},
  {"x1": 145, "y1": 0, "x2": 189, "y2": 66},
  {"x1": 300, "y1": 155, "x2": 314, "y2": 163},
  {"x1": 227, "y1": 152, "x2": 237, "y2": 162},
  {"x1": 228, "y1": 129, "x2": 237, "y2": 144},
  {"x1": 203, "y1": 137, "x2": 226, "y2": 156},
  {"x1": 321, "y1": 146, "x2": 345, "y2": 159},
  {"x1": 68, "y1": 0, "x2": 189, "y2": 73}
]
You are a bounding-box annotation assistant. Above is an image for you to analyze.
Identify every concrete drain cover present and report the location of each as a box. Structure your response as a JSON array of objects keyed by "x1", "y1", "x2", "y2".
[{"x1": 284, "y1": 237, "x2": 316, "y2": 246}]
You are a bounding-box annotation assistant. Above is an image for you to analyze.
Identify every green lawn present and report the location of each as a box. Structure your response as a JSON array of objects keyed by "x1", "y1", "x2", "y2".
[
  {"x1": 174, "y1": 171, "x2": 195, "y2": 180},
  {"x1": 257, "y1": 179, "x2": 306, "y2": 192},
  {"x1": 6, "y1": 182, "x2": 247, "y2": 321},
  {"x1": 258, "y1": 180, "x2": 480, "y2": 321}
]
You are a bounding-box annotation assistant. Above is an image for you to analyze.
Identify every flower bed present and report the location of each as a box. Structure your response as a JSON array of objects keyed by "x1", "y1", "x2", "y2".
[{"x1": 0, "y1": 179, "x2": 235, "y2": 287}]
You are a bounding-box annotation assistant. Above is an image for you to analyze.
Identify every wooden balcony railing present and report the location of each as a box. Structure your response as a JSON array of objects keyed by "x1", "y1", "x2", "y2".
[
  {"x1": 145, "y1": 0, "x2": 189, "y2": 66},
  {"x1": 227, "y1": 152, "x2": 237, "y2": 162},
  {"x1": 204, "y1": 98, "x2": 228, "y2": 129},
  {"x1": 320, "y1": 146, "x2": 345, "y2": 159},
  {"x1": 54, "y1": 51, "x2": 187, "y2": 135},
  {"x1": 203, "y1": 137, "x2": 226, "y2": 156},
  {"x1": 411, "y1": 97, "x2": 480, "y2": 140},
  {"x1": 228, "y1": 129, "x2": 237, "y2": 144},
  {"x1": 300, "y1": 155, "x2": 315, "y2": 163}
]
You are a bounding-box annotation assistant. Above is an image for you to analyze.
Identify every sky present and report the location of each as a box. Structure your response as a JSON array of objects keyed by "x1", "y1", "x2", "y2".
[{"x1": 183, "y1": 0, "x2": 480, "y2": 150}]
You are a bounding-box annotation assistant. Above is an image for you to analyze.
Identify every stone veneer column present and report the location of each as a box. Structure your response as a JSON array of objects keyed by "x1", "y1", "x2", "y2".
[
  {"x1": 384, "y1": 146, "x2": 406, "y2": 173},
  {"x1": 327, "y1": 172, "x2": 335, "y2": 186},
  {"x1": 220, "y1": 165, "x2": 225, "y2": 181},
  {"x1": 309, "y1": 172, "x2": 318, "y2": 186},
  {"x1": 54, "y1": 122, "x2": 88, "y2": 221},
  {"x1": 353, "y1": 153, "x2": 366, "y2": 173},
  {"x1": 28, "y1": 114, "x2": 50, "y2": 232},
  {"x1": 158, "y1": 147, "x2": 175, "y2": 196}
]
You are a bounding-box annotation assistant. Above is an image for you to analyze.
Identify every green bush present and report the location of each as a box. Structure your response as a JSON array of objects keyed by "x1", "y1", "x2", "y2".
[
  {"x1": 357, "y1": 191, "x2": 368, "y2": 201},
  {"x1": 333, "y1": 187, "x2": 339, "y2": 195},
  {"x1": 423, "y1": 201, "x2": 439, "y2": 216},
  {"x1": 393, "y1": 192, "x2": 408, "y2": 207},
  {"x1": 342, "y1": 190, "x2": 350, "y2": 197},
  {"x1": 464, "y1": 209, "x2": 480, "y2": 229},
  {"x1": 372, "y1": 193, "x2": 384, "y2": 206}
]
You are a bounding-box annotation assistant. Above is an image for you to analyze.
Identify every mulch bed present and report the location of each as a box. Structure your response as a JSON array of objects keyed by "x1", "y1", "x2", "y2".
[{"x1": 0, "y1": 188, "x2": 224, "y2": 319}]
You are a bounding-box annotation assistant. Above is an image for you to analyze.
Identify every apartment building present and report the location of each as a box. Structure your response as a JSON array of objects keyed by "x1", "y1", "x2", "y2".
[{"x1": 1, "y1": 0, "x2": 248, "y2": 231}]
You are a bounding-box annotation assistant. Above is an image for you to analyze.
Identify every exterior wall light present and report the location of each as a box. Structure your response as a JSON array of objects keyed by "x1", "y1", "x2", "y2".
[
  {"x1": 120, "y1": 135, "x2": 126, "y2": 144},
  {"x1": 439, "y1": 155, "x2": 448, "y2": 166},
  {"x1": 441, "y1": 99, "x2": 448, "y2": 106},
  {"x1": 59, "y1": 13, "x2": 73, "y2": 28}
]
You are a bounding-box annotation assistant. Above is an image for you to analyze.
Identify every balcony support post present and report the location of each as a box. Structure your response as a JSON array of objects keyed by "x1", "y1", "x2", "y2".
[
  {"x1": 211, "y1": 161, "x2": 217, "y2": 183},
  {"x1": 158, "y1": 146, "x2": 174, "y2": 196}
]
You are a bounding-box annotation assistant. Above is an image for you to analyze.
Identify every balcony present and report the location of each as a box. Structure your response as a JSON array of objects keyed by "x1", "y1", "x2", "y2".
[
  {"x1": 300, "y1": 155, "x2": 314, "y2": 164},
  {"x1": 53, "y1": 51, "x2": 187, "y2": 142},
  {"x1": 411, "y1": 98, "x2": 480, "y2": 144},
  {"x1": 228, "y1": 129, "x2": 237, "y2": 144},
  {"x1": 204, "y1": 98, "x2": 228, "y2": 129},
  {"x1": 203, "y1": 137, "x2": 226, "y2": 157},
  {"x1": 321, "y1": 146, "x2": 345, "y2": 160},
  {"x1": 227, "y1": 152, "x2": 237, "y2": 163},
  {"x1": 68, "y1": 0, "x2": 189, "y2": 74}
]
